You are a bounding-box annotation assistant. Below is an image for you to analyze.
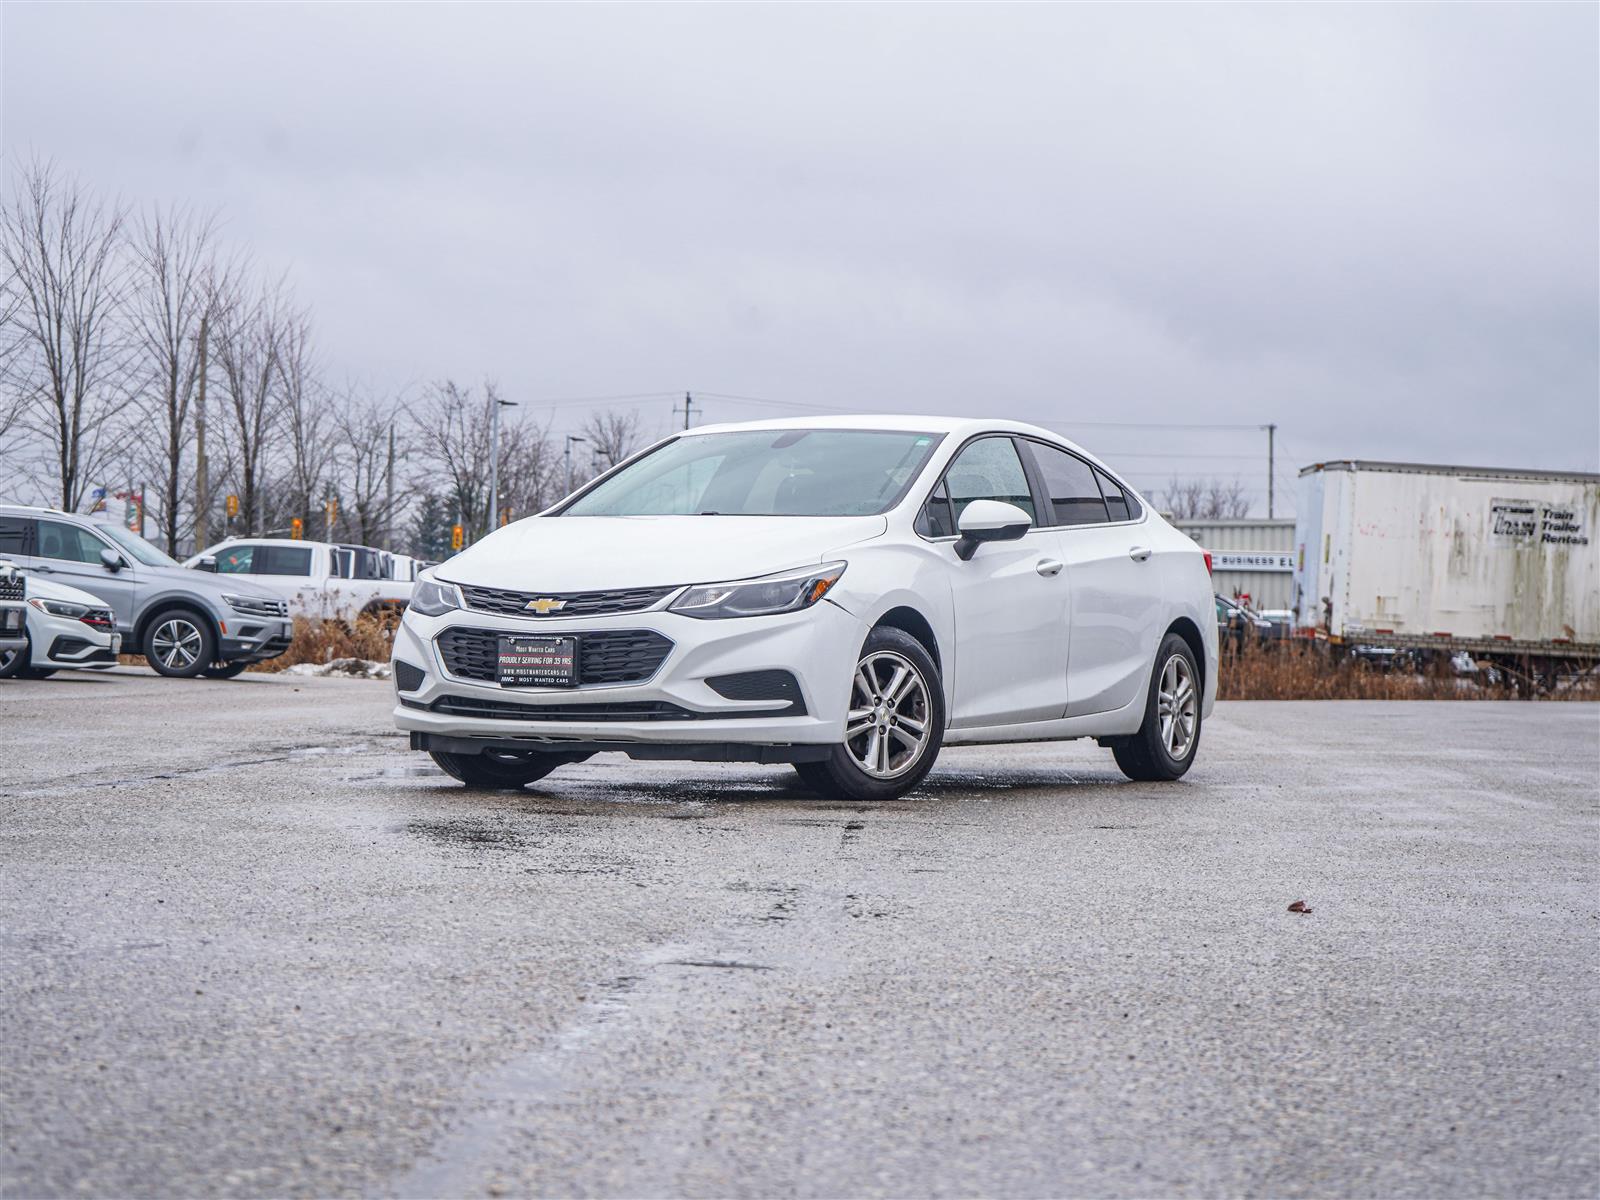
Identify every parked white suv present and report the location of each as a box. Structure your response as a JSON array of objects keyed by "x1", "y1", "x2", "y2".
[
  {"x1": 392, "y1": 416, "x2": 1218, "y2": 800},
  {"x1": 186, "y1": 538, "x2": 413, "y2": 621}
]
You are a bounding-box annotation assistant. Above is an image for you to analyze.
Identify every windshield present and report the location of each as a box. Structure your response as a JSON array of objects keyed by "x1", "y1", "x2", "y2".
[
  {"x1": 563, "y1": 429, "x2": 945, "y2": 517},
  {"x1": 98, "y1": 523, "x2": 179, "y2": 567}
]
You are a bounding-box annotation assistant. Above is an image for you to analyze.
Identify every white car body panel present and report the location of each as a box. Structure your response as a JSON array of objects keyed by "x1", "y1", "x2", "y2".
[
  {"x1": 392, "y1": 414, "x2": 1219, "y2": 764},
  {"x1": 16, "y1": 573, "x2": 120, "y2": 670}
]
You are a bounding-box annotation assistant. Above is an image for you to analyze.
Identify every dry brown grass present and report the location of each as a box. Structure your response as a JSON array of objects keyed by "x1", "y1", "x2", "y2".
[
  {"x1": 1218, "y1": 639, "x2": 1599, "y2": 701},
  {"x1": 247, "y1": 615, "x2": 397, "y2": 673},
  {"x1": 229, "y1": 617, "x2": 1596, "y2": 698}
]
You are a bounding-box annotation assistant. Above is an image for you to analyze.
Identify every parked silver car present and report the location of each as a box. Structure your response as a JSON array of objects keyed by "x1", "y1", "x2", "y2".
[{"x1": 0, "y1": 506, "x2": 292, "y2": 678}]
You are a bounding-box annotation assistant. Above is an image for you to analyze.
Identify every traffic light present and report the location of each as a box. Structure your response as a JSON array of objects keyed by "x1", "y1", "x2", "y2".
[
  {"x1": 225, "y1": 494, "x2": 239, "y2": 519},
  {"x1": 325, "y1": 497, "x2": 338, "y2": 530},
  {"x1": 450, "y1": 523, "x2": 464, "y2": 551},
  {"x1": 291, "y1": 517, "x2": 304, "y2": 540},
  {"x1": 499, "y1": 507, "x2": 511, "y2": 527}
]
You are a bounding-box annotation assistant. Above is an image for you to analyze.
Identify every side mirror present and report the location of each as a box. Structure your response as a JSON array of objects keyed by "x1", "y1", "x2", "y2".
[
  {"x1": 195, "y1": 555, "x2": 218, "y2": 573},
  {"x1": 99, "y1": 548, "x2": 127, "y2": 572},
  {"x1": 954, "y1": 500, "x2": 1032, "y2": 561}
]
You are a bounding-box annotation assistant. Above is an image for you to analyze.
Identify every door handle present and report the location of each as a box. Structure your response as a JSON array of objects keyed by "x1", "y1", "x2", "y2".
[
  {"x1": 1128, "y1": 546, "x2": 1152, "y2": 562},
  {"x1": 30, "y1": 564, "x2": 54, "y2": 573},
  {"x1": 1036, "y1": 558, "x2": 1064, "y2": 577}
]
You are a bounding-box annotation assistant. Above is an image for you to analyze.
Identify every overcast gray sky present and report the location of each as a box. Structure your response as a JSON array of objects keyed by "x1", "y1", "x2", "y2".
[{"x1": 3, "y1": 2, "x2": 1596, "y2": 510}]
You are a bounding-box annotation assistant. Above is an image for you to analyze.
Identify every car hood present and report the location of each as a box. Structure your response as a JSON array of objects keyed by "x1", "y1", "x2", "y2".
[
  {"x1": 437, "y1": 514, "x2": 890, "y2": 592},
  {"x1": 21, "y1": 573, "x2": 113, "y2": 608}
]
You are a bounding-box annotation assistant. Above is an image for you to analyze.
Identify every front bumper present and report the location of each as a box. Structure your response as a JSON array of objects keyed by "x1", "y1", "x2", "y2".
[
  {"x1": 219, "y1": 618, "x2": 293, "y2": 662},
  {"x1": 391, "y1": 599, "x2": 862, "y2": 754}
]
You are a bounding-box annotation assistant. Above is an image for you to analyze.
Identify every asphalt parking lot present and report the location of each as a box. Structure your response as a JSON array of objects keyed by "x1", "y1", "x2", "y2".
[{"x1": 2, "y1": 669, "x2": 1596, "y2": 1199}]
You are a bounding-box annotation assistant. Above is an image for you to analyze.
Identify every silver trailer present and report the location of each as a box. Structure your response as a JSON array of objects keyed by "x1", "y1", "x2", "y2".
[{"x1": 1292, "y1": 460, "x2": 1599, "y2": 690}]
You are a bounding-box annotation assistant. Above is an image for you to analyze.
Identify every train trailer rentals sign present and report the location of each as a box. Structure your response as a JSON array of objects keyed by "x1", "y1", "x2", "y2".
[{"x1": 1490, "y1": 499, "x2": 1589, "y2": 547}]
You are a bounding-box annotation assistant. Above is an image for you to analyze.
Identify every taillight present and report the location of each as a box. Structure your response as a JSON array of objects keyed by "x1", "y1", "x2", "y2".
[{"x1": 1203, "y1": 551, "x2": 1213, "y2": 575}]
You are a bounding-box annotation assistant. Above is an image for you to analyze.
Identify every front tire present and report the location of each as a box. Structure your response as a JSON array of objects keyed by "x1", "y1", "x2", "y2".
[
  {"x1": 1112, "y1": 632, "x2": 1202, "y2": 782},
  {"x1": 429, "y1": 749, "x2": 571, "y2": 790},
  {"x1": 0, "y1": 634, "x2": 28, "y2": 679},
  {"x1": 144, "y1": 609, "x2": 216, "y2": 678},
  {"x1": 794, "y1": 626, "x2": 945, "y2": 801}
]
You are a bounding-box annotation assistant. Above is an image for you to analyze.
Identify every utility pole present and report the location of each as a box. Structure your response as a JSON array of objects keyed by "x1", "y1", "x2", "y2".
[
  {"x1": 194, "y1": 312, "x2": 209, "y2": 551},
  {"x1": 674, "y1": 390, "x2": 696, "y2": 430},
  {"x1": 1264, "y1": 423, "x2": 1277, "y2": 518},
  {"x1": 384, "y1": 425, "x2": 395, "y2": 552},
  {"x1": 564, "y1": 434, "x2": 587, "y2": 496},
  {"x1": 488, "y1": 394, "x2": 518, "y2": 532}
]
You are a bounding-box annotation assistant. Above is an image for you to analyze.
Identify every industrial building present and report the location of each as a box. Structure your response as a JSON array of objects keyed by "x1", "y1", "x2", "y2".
[{"x1": 1173, "y1": 518, "x2": 1295, "y2": 611}]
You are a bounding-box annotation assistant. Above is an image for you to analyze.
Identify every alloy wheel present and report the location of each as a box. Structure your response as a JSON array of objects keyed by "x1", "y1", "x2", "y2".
[
  {"x1": 845, "y1": 650, "x2": 932, "y2": 779},
  {"x1": 151, "y1": 618, "x2": 204, "y2": 671},
  {"x1": 1157, "y1": 653, "x2": 1198, "y2": 759}
]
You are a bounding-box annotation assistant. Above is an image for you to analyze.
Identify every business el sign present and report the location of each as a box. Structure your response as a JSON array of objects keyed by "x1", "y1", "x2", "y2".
[{"x1": 1210, "y1": 551, "x2": 1294, "y2": 573}]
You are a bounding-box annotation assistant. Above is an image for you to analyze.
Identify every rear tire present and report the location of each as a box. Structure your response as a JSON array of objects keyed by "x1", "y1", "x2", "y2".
[
  {"x1": 429, "y1": 749, "x2": 571, "y2": 789},
  {"x1": 144, "y1": 609, "x2": 216, "y2": 678},
  {"x1": 203, "y1": 661, "x2": 251, "y2": 679},
  {"x1": 1112, "y1": 632, "x2": 1202, "y2": 782},
  {"x1": 792, "y1": 626, "x2": 944, "y2": 801}
]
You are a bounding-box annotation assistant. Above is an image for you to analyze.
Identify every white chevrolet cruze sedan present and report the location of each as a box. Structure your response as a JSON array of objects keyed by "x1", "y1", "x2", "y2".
[{"x1": 393, "y1": 416, "x2": 1217, "y2": 800}]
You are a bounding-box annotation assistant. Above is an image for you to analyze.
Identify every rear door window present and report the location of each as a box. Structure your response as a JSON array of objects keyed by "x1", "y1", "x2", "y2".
[
  {"x1": 216, "y1": 544, "x2": 313, "y2": 576},
  {"x1": 1094, "y1": 466, "x2": 1134, "y2": 522},
  {"x1": 1028, "y1": 443, "x2": 1109, "y2": 526}
]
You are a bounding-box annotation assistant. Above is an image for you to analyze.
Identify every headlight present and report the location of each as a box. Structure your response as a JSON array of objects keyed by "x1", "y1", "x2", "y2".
[
  {"x1": 29, "y1": 598, "x2": 89, "y2": 619},
  {"x1": 410, "y1": 578, "x2": 463, "y2": 617},
  {"x1": 670, "y1": 561, "x2": 846, "y2": 619}
]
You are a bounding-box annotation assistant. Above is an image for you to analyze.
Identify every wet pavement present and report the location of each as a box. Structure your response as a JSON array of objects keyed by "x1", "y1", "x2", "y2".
[{"x1": 2, "y1": 668, "x2": 1597, "y2": 1198}]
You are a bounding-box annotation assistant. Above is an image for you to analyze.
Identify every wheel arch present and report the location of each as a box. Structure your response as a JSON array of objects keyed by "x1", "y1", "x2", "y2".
[
  {"x1": 135, "y1": 599, "x2": 221, "y2": 651},
  {"x1": 1165, "y1": 615, "x2": 1207, "y2": 695},
  {"x1": 872, "y1": 604, "x2": 942, "y2": 673}
]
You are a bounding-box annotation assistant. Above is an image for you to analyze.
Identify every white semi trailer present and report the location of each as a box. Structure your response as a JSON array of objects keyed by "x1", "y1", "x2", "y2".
[{"x1": 1292, "y1": 460, "x2": 1599, "y2": 690}]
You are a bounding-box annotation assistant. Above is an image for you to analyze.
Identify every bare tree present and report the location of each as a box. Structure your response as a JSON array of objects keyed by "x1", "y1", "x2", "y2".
[
  {"x1": 498, "y1": 415, "x2": 558, "y2": 521},
  {"x1": 582, "y1": 408, "x2": 642, "y2": 472},
  {"x1": 273, "y1": 309, "x2": 336, "y2": 535},
  {"x1": 1163, "y1": 475, "x2": 1251, "y2": 520},
  {"x1": 408, "y1": 378, "x2": 492, "y2": 541},
  {"x1": 0, "y1": 159, "x2": 129, "y2": 509},
  {"x1": 336, "y1": 386, "x2": 407, "y2": 548},
  {"x1": 211, "y1": 275, "x2": 289, "y2": 534},
  {"x1": 1204, "y1": 478, "x2": 1251, "y2": 520},
  {"x1": 409, "y1": 379, "x2": 560, "y2": 542},
  {"x1": 126, "y1": 203, "x2": 227, "y2": 553}
]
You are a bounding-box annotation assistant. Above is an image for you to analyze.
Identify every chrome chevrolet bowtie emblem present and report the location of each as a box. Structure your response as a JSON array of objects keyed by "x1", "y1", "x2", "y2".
[{"x1": 524, "y1": 597, "x2": 567, "y2": 615}]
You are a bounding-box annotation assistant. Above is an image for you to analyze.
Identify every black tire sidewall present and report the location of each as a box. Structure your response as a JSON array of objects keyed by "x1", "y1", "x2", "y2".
[
  {"x1": 429, "y1": 749, "x2": 563, "y2": 789},
  {"x1": 0, "y1": 629, "x2": 28, "y2": 679},
  {"x1": 144, "y1": 609, "x2": 216, "y2": 678},
  {"x1": 1142, "y1": 633, "x2": 1201, "y2": 776}
]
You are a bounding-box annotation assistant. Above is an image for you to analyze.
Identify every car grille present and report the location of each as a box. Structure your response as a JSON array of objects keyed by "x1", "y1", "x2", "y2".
[
  {"x1": 82, "y1": 608, "x2": 115, "y2": 629},
  {"x1": 407, "y1": 695, "x2": 796, "y2": 722},
  {"x1": 0, "y1": 573, "x2": 23, "y2": 602},
  {"x1": 425, "y1": 696, "x2": 696, "y2": 722},
  {"x1": 435, "y1": 627, "x2": 673, "y2": 686},
  {"x1": 458, "y1": 583, "x2": 677, "y2": 618},
  {"x1": 230, "y1": 596, "x2": 289, "y2": 618}
]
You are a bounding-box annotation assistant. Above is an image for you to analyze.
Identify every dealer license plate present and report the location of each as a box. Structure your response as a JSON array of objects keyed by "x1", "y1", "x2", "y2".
[{"x1": 497, "y1": 634, "x2": 578, "y2": 687}]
